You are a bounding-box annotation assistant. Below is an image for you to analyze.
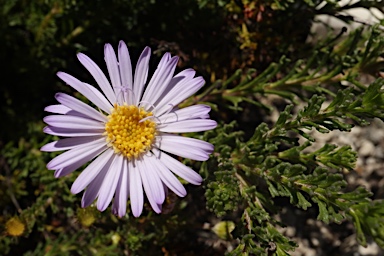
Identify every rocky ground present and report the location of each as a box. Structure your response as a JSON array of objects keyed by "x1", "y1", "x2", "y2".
[{"x1": 286, "y1": 118, "x2": 384, "y2": 256}]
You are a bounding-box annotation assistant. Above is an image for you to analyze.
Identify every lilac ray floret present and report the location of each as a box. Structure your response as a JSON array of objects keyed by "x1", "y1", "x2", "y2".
[
  {"x1": 77, "y1": 53, "x2": 116, "y2": 105},
  {"x1": 155, "y1": 134, "x2": 214, "y2": 161},
  {"x1": 152, "y1": 69, "x2": 197, "y2": 108},
  {"x1": 118, "y1": 42, "x2": 133, "y2": 90},
  {"x1": 46, "y1": 138, "x2": 106, "y2": 170},
  {"x1": 152, "y1": 148, "x2": 203, "y2": 185},
  {"x1": 157, "y1": 119, "x2": 217, "y2": 133},
  {"x1": 44, "y1": 104, "x2": 72, "y2": 114},
  {"x1": 81, "y1": 154, "x2": 115, "y2": 208},
  {"x1": 141, "y1": 157, "x2": 165, "y2": 204},
  {"x1": 43, "y1": 126, "x2": 104, "y2": 137},
  {"x1": 104, "y1": 44, "x2": 122, "y2": 99},
  {"x1": 44, "y1": 104, "x2": 92, "y2": 119},
  {"x1": 147, "y1": 155, "x2": 186, "y2": 197},
  {"x1": 129, "y1": 161, "x2": 144, "y2": 217},
  {"x1": 140, "y1": 53, "x2": 171, "y2": 105},
  {"x1": 55, "y1": 93, "x2": 107, "y2": 122},
  {"x1": 133, "y1": 47, "x2": 151, "y2": 105},
  {"x1": 157, "y1": 104, "x2": 212, "y2": 123},
  {"x1": 41, "y1": 136, "x2": 103, "y2": 152},
  {"x1": 142, "y1": 56, "x2": 179, "y2": 109},
  {"x1": 54, "y1": 157, "x2": 94, "y2": 178},
  {"x1": 44, "y1": 115, "x2": 105, "y2": 130},
  {"x1": 112, "y1": 157, "x2": 129, "y2": 217},
  {"x1": 155, "y1": 76, "x2": 205, "y2": 115},
  {"x1": 139, "y1": 159, "x2": 162, "y2": 214},
  {"x1": 97, "y1": 155, "x2": 124, "y2": 211},
  {"x1": 71, "y1": 149, "x2": 114, "y2": 194},
  {"x1": 57, "y1": 72, "x2": 112, "y2": 114}
]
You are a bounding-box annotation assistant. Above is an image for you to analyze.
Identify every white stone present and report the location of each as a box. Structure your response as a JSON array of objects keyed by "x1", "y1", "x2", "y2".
[
  {"x1": 359, "y1": 140, "x2": 375, "y2": 157},
  {"x1": 358, "y1": 243, "x2": 381, "y2": 255}
]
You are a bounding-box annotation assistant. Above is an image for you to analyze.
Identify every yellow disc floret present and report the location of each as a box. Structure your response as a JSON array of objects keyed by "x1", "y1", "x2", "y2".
[{"x1": 104, "y1": 104, "x2": 156, "y2": 159}]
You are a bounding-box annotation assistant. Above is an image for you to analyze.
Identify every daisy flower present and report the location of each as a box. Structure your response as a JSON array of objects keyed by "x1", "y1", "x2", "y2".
[{"x1": 41, "y1": 41, "x2": 217, "y2": 217}]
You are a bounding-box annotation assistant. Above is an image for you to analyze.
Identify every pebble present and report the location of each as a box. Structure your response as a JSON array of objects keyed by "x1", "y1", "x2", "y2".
[
  {"x1": 359, "y1": 140, "x2": 375, "y2": 157},
  {"x1": 311, "y1": 237, "x2": 320, "y2": 247},
  {"x1": 285, "y1": 227, "x2": 296, "y2": 237},
  {"x1": 357, "y1": 243, "x2": 382, "y2": 256}
]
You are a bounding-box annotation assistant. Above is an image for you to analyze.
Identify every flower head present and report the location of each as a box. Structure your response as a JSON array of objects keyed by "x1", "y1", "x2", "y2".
[
  {"x1": 5, "y1": 217, "x2": 25, "y2": 236},
  {"x1": 41, "y1": 41, "x2": 217, "y2": 217}
]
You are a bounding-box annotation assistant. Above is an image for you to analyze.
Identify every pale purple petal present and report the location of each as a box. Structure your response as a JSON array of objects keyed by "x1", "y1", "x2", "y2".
[
  {"x1": 140, "y1": 52, "x2": 170, "y2": 107},
  {"x1": 44, "y1": 115, "x2": 105, "y2": 130},
  {"x1": 104, "y1": 44, "x2": 122, "y2": 102},
  {"x1": 44, "y1": 104, "x2": 71, "y2": 114},
  {"x1": 152, "y1": 69, "x2": 196, "y2": 109},
  {"x1": 44, "y1": 104, "x2": 92, "y2": 119},
  {"x1": 71, "y1": 149, "x2": 115, "y2": 194},
  {"x1": 147, "y1": 56, "x2": 178, "y2": 105},
  {"x1": 129, "y1": 160, "x2": 144, "y2": 217},
  {"x1": 43, "y1": 126, "x2": 104, "y2": 137},
  {"x1": 82, "y1": 84, "x2": 115, "y2": 114},
  {"x1": 54, "y1": 158, "x2": 92, "y2": 178},
  {"x1": 138, "y1": 158, "x2": 162, "y2": 213},
  {"x1": 41, "y1": 136, "x2": 103, "y2": 152},
  {"x1": 157, "y1": 104, "x2": 211, "y2": 124},
  {"x1": 133, "y1": 47, "x2": 151, "y2": 105},
  {"x1": 97, "y1": 154, "x2": 124, "y2": 211},
  {"x1": 118, "y1": 41, "x2": 133, "y2": 105},
  {"x1": 175, "y1": 68, "x2": 196, "y2": 80},
  {"x1": 141, "y1": 54, "x2": 178, "y2": 109},
  {"x1": 140, "y1": 155, "x2": 165, "y2": 204},
  {"x1": 77, "y1": 53, "x2": 117, "y2": 104},
  {"x1": 55, "y1": 93, "x2": 107, "y2": 122},
  {"x1": 157, "y1": 119, "x2": 217, "y2": 133},
  {"x1": 81, "y1": 155, "x2": 114, "y2": 208},
  {"x1": 47, "y1": 138, "x2": 107, "y2": 170},
  {"x1": 155, "y1": 134, "x2": 214, "y2": 161},
  {"x1": 155, "y1": 76, "x2": 205, "y2": 116},
  {"x1": 112, "y1": 157, "x2": 129, "y2": 217},
  {"x1": 159, "y1": 68, "x2": 196, "y2": 97},
  {"x1": 152, "y1": 148, "x2": 203, "y2": 185},
  {"x1": 147, "y1": 155, "x2": 186, "y2": 197},
  {"x1": 57, "y1": 72, "x2": 113, "y2": 113}
]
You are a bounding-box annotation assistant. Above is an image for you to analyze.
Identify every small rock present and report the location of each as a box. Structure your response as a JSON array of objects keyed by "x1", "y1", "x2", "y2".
[
  {"x1": 359, "y1": 140, "x2": 375, "y2": 157},
  {"x1": 366, "y1": 157, "x2": 376, "y2": 165},
  {"x1": 367, "y1": 129, "x2": 384, "y2": 144},
  {"x1": 338, "y1": 133, "x2": 353, "y2": 146},
  {"x1": 350, "y1": 126, "x2": 362, "y2": 137},
  {"x1": 320, "y1": 226, "x2": 333, "y2": 240},
  {"x1": 285, "y1": 227, "x2": 296, "y2": 237},
  {"x1": 311, "y1": 237, "x2": 320, "y2": 247},
  {"x1": 358, "y1": 243, "x2": 381, "y2": 255}
]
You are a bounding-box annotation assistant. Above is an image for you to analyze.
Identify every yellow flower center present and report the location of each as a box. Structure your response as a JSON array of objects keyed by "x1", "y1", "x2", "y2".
[
  {"x1": 104, "y1": 104, "x2": 156, "y2": 159},
  {"x1": 5, "y1": 217, "x2": 25, "y2": 236}
]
